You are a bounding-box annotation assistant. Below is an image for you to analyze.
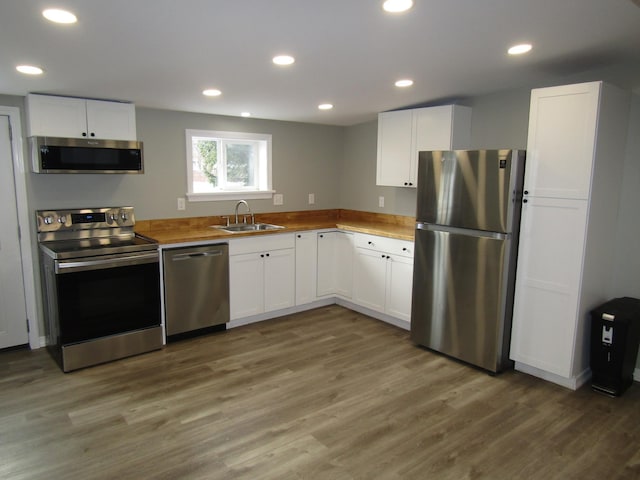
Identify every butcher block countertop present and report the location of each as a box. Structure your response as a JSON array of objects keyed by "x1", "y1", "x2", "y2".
[{"x1": 135, "y1": 209, "x2": 415, "y2": 245}]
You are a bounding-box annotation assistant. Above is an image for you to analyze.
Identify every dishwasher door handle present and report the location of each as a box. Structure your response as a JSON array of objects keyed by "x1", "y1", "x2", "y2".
[{"x1": 172, "y1": 250, "x2": 224, "y2": 261}]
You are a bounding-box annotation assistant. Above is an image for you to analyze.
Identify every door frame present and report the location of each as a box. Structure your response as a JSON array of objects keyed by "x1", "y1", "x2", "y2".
[{"x1": 1, "y1": 106, "x2": 41, "y2": 348}]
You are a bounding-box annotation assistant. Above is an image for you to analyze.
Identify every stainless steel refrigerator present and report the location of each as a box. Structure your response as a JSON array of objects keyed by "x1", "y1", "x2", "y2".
[{"x1": 410, "y1": 149, "x2": 525, "y2": 373}]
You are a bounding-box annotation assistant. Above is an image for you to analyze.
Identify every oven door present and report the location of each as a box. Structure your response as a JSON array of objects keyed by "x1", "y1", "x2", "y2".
[{"x1": 55, "y1": 252, "x2": 160, "y2": 345}]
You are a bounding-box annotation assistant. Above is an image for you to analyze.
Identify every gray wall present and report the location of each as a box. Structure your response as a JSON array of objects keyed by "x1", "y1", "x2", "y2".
[
  {"x1": 339, "y1": 87, "x2": 532, "y2": 217},
  {"x1": 25, "y1": 107, "x2": 344, "y2": 220}
]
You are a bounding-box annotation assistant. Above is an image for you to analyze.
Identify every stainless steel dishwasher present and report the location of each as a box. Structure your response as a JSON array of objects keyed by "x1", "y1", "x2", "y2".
[{"x1": 163, "y1": 243, "x2": 229, "y2": 339}]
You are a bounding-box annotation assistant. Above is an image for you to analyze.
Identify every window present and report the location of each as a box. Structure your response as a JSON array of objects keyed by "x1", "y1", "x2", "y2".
[{"x1": 186, "y1": 129, "x2": 273, "y2": 201}]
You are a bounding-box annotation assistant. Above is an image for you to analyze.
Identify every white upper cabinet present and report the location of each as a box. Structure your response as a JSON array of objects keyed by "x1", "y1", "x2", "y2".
[
  {"x1": 523, "y1": 83, "x2": 600, "y2": 200},
  {"x1": 376, "y1": 105, "x2": 471, "y2": 187},
  {"x1": 26, "y1": 94, "x2": 137, "y2": 140}
]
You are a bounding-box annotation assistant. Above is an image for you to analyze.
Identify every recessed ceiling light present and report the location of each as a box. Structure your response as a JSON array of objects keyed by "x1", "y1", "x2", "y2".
[
  {"x1": 508, "y1": 43, "x2": 532, "y2": 55},
  {"x1": 273, "y1": 55, "x2": 295, "y2": 66},
  {"x1": 42, "y1": 8, "x2": 77, "y2": 24},
  {"x1": 383, "y1": 0, "x2": 414, "y2": 13},
  {"x1": 318, "y1": 103, "x2": 333, "y2": 111},
  {"x1": 241, "y1": 112, "x2": 251, "y2": 117},
  {"x1": 16, "y1": 65, "x2": 44, "y2": 75},
  {"x1": 395, "y1": 79, "x2": 414, "y2": 87},
  {"x1": 202, "y1": 89, "x2": 222, "y2": 97}
]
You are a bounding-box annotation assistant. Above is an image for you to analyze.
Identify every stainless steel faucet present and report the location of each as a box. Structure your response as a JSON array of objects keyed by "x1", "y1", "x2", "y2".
[{"x1": 234, "y1": 200, "x2": 253, "y2": 224}]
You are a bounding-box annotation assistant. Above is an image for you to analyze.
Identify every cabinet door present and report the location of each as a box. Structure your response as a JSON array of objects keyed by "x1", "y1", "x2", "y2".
[
  {"x1": 525, "y1": 83, "x2": 600, "y2": 200},
  {"x1": 316, "y1": 232, "x2": 335, "y2": 297},
  {"x1": 26, "y1": 95, "x2": 87, "y2": 138},
  {"x1": 376, "y1": 110, "x2": 414, "y2": 187},
  {"x1": 86, "y1": 100, "x2": 137, "y2": 140},
  {"x1": 264, "y1": 249, "x2": 295, "y2": 312},
  {"x1": 295, "y1": 232, "x2": 317, "y2": 306},
  {"x1": 229, "y1": 253, "x2": 264, "y2": 320},
  {"x1": 510, "y1": 197, "x2": 588, "y2": 377},
  {"x1": 334, "y1": 232, "x2": 354, "y2": 298},
  {"x1": 353, "y1": 248, "x2": 387, "y2": 312},
  {"x1": 386, "y1": 255, "x2": 413, "y2": 322}
]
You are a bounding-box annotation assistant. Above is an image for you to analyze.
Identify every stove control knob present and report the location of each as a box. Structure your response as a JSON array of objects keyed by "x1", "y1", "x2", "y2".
[
  {"x1": 57, "y1": 215, "x2": 67, "y2": 224},
  {"x1": 43, "y1": 216, "x2": 54, "y2": 225},
  {"x1": 120, "y1": 211, "x2": 128, "y2": 222},
  {"x1": 109, "y1": 213, "x2": 118, "y2": 222}
]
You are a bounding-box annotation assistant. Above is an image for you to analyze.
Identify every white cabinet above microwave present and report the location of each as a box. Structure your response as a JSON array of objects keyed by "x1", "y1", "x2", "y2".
[{"x1": 26, "y1": 94, "x2": 137, "y2": 141}]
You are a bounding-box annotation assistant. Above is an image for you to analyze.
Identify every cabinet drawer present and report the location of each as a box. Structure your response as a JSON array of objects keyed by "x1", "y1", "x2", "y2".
[
  {"x1": 229, "y1": 233, "x2": 295, "y2": 255},
  {"x1": 354, "y1": 233, "x2": 414, "y2": 258}
]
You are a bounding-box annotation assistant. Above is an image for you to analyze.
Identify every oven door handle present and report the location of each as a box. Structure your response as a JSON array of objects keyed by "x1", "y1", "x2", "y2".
[{"x1": 55, "y1": 251, "x2": 159, "y2": 274}]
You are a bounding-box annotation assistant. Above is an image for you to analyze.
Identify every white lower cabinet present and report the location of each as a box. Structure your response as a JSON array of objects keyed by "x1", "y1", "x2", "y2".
[
  {"x1": 294, "y1": 232, "x2": 317, "y2": 306},
  {"x1": 229, "y1": 234, "x2": 295, "y2": 320},
  {"x1": 510, "y1": 197, "x2": 589, "y2": 377},
  {"x1": 316, "y1": 231, "x2": 353, "y2": 298},
  {"x1": 352, "y1": 233, "x2": 414, "y2": 323},
  {"x1": 230, "y1": 229, "x2": 413, "y2": 326}
]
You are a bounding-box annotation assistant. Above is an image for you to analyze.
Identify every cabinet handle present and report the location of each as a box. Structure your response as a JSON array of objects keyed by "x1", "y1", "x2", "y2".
[
  {"x1": 523, "y1": 190, "x2": 529, "y2": 195},
  {"x1": 319, "y1": 234, "x2": 324, "y2": 238},
  {"x1": 82, "y1": 132, "x2": 87, "y2": 137},
  {"x1": 368, "y1": 241, "x2": 374, "y2": 245},
  {"x1": 260, "y1": 254, "x2": 265, "y2": 258},
  {"x1": 408, "y1": 182, "x2": 413, "y2": 186},
  {"x1": 523, "y1": 199, "x2": 528, "y2": 204},
  {"x1": 381, "y1": 254, "x2": 385, "y2": 258},
  {"x1": 297, "y1": 234, "x2": 301, "y2": 238},
  {"x1": 404, "y1": 182, "x2": 408, "y2": 186},
  {"x1": 90, "y1": 132, "x2": 95, "y2": 137},
  {"x1": 266, "y1": 253, "x2": 270, "y2": 257},
  {"x1": 402, "y1": 247, "x2": 408, "y2": 252}
]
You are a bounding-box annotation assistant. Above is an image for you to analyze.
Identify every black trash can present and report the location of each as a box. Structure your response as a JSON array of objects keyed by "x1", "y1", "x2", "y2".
[{"x1": 590, "y1": 297, "x2": 640, "y2": 396}]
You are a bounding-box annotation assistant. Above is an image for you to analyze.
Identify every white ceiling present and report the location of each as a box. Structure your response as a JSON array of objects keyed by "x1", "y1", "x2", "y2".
[{"x1": 1, "y1": 0, "x2": 639, "y2": 126}]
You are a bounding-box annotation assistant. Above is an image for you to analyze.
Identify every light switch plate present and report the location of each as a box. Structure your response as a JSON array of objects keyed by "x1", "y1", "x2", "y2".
[
  {"x1": 273, "y1": 193, "x2": 284, "y2": 205},
  {"x1": 177, "y1": 197, "x2": 186, "y2": 210},
  {"x1": 308, "y1": 193, "x2": 315, "y2": 205},
  {"x1": 378, "y1": 196, "x2": 385, "y2": 208}
]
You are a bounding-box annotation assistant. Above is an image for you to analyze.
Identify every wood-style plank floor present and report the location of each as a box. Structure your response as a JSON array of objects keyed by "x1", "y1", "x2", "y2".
[{"x1": 1, "y1": 305, "x2": 640, "y2": 479}]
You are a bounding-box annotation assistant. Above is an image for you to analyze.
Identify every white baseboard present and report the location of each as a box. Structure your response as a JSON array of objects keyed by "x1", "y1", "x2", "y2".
[
  {"x1": 514, "y1": 362, "x2": 591, "y2": 390},
  {"x1": 227, "y1": 298, "x2": 335, "y2": 329},
  {"x1": 336, "y1": 298, "x2": 410, "y2": 331}
]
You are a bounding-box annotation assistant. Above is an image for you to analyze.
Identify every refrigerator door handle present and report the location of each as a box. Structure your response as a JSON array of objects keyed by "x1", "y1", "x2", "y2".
[{"x1": 416, "y1": 222, "x2": 511, "y2": 241}]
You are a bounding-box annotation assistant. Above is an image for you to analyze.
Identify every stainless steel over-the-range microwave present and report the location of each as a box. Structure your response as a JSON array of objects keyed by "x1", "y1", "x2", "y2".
[{"x1": 29, "y1": 136, "x2": 144, "y2": 174}]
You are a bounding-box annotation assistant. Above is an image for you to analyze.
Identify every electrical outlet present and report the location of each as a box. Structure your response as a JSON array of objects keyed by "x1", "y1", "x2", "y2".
[
  {"x1": 177, "y1": 197, "x2": 186, "y2": 210},
  {"x1": 378, "y1": 196, "x2": 385, "y2": 208},
  {"x1": 308, "y1": 193, "x2": 315, "y2": 205},
  {"x1": 273, "y1": 193, "x2": 284, "y2": 205}
]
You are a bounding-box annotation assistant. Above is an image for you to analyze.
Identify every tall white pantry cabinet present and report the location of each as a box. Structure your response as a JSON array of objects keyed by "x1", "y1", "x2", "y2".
[{"x1": 510, "y1": 81, "x2": 631, "y2": 389}]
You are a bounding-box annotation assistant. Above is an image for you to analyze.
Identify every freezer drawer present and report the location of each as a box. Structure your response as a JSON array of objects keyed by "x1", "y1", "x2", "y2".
[
  {"x1": 163, "y1": 244, "x2": 230, "y2": 337},
  {"x1": 410, "y1": 227, "x2": 516, "y2": 372}
]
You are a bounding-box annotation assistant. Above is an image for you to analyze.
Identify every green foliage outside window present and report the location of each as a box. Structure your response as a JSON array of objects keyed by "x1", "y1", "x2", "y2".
[{"x1": 196, "y1": 140, "x2": 218, "y2": 187}]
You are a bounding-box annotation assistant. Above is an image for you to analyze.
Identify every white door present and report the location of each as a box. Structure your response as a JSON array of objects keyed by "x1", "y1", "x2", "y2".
[
  {"x1": 0, "y1": 115, "x2": 29, "y2": 348},
  {"x1": 510, "y1": 197, "x2": 589, "y2": 377},
  {"x1": 352, "y1": 248, "x2": 386, "y2": 312},
  {"x1": 264, "y1": 249, "x2": 295, "y2": 312}
]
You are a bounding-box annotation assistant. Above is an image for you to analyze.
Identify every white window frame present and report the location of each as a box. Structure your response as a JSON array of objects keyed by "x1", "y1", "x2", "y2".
[{"x1": 185, "y1": 129, "x2": 273, "y2": 201}]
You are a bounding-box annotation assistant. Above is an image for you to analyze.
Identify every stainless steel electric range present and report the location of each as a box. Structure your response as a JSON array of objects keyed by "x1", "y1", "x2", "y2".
[{"x1": 37, "y1": 206, "x2": 162, "y2": 372}]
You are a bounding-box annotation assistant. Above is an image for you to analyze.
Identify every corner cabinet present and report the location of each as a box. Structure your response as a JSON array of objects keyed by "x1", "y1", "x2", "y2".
[
  {"x1": 316, "y1": 231, "x2": 353, "y2": 299},
  {"x1": 229, "y1": 234, "x2": 295, "y2": 320},
  {"x1": 26, "y1": 93, "x2": 137, "y2": 140},
  {"x1": 509, "y1": 81, "x2": 631, "y2": 388},
  {"x1": 376, "y1": 105, "x2": 471, "y2": 187}
]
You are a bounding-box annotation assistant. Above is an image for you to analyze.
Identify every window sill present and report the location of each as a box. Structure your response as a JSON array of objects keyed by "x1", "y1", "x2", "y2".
[{"x1": 186, "y1": 191, "x2": 275, "y2": 202}]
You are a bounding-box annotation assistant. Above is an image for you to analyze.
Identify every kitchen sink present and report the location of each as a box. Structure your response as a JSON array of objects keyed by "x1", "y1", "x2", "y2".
[{"x1": 212, "y1": 223, "x2": 285, "y2": 233}]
